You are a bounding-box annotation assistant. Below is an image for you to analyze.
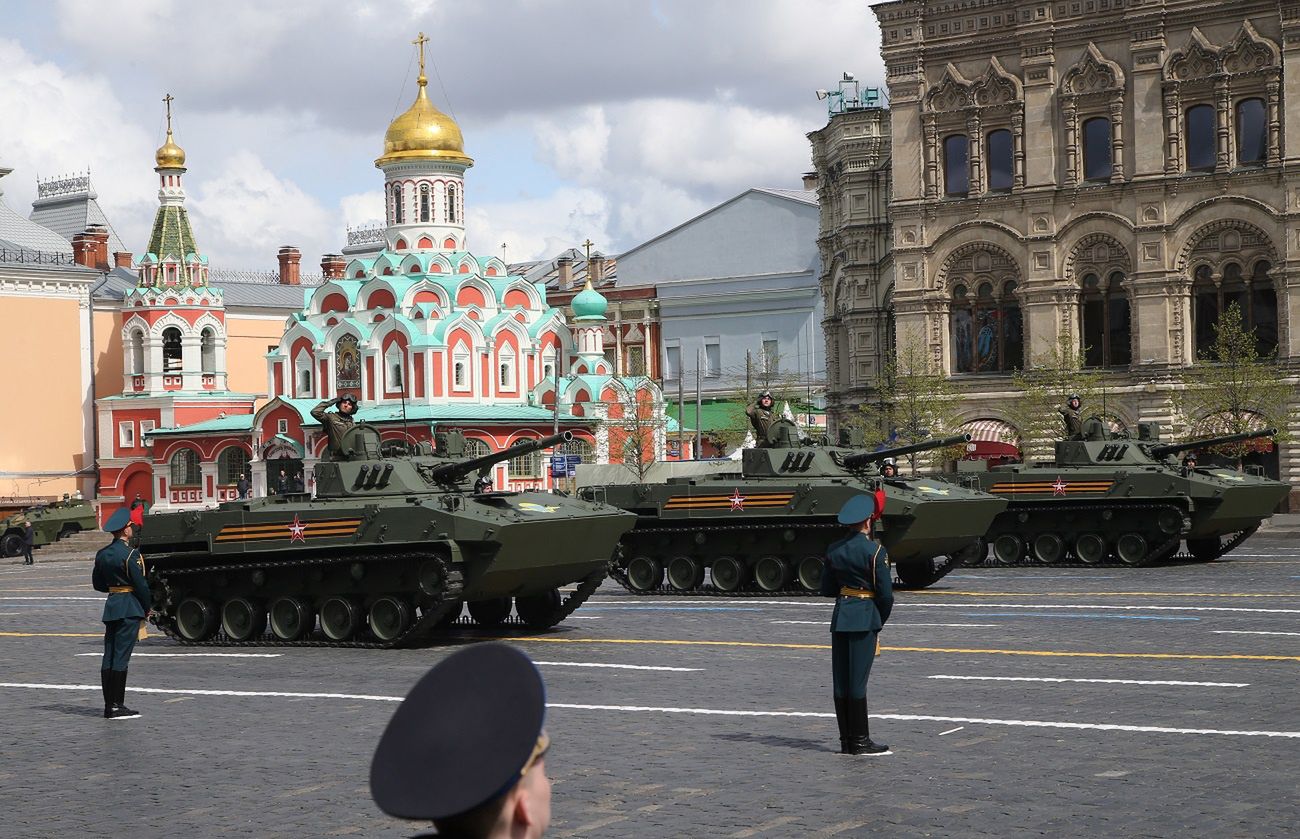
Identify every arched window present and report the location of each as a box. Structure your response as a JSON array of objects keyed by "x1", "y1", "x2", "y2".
[
  {"x1": 335, "y1": 334, "x2": 361, "y2": 391},
  {"x1": 1250, "y1": 261, "x2": 1278, "y2": 356},
  {"x1": 419, "y1": 183, "x2": 431, "y2": 223},
  {"x1": 447, "y1": 183, "x2": 458, "y2": 223},
  {"x1": 1185, "y1": 104, "x2": 1216, "y2": 171},
  {"x1": 986, "y1": 129, "x2": 1013, "y2": 192},
  {"x1": 507, "y1": 437, "x2": 541, "y2": 479},
  {"x1": 294, "y1": 350, "x2": 313, "y2": 397},
  {"x1": 200, "y1": 328, "x2": 216, "y2": 374},
  {"x1": 217, "y1": 447, "x2": 249, "y2": 485},
  {"x1": 385, "y1": 344, "x2": 404, "y2": 392},
  {"x1": 162, "y1": 327, "x2": 183, "y2": 373},
  {"x1": 1080, "y1": 272, "x2": 1131, "y2": 367},
  {"x1": 392, "y1": 183, "x2": 404, "y2": 224},
  {"x1": 169, "y1": 448, "x2": 201, "y2": 487},
  {"x1": 1082, "y1": 117, "x2": 1112, "y2": 181},
  {"x1": 129, "y1": 329, "x2": 144, "y2": 375},
  {"x1": 950, "y1": 280, "x2": 1023, "y2": 374},
  {"x1": 499, "y1": 347, "x2": 516, "y2": 390},
  {"x1": 1192, "y1": 260, "x2": 1277, "y2": 357},
  {"x1": 462, "y1": 438, "x2": 490, "y2": 459},
  {"x1": 1192, "y1": 264, "x2": 1218, "y2": 355},
  {"x1": 1236, "y1": 98, "x2": 1267, "y2": 166},
  {"x1": 943, "y1": 135, "x2": 969, "y2": 197},
  {"x1": 558, "y1": 437, "x2": 596, "y2": 464}
]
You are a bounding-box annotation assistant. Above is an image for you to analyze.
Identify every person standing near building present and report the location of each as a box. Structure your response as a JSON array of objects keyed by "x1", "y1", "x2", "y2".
[
  {"x1": 90, "y1": 508, "x2": 151, "y2": 720},
  {"x1": 371, "y1": 643, "x2": 552, "y2": 838},
  {"x1": 20, "y1": 518, "x2": 34, "y2": 565},
  {"x1": 820, "y1": 494, "x2": 893, "y2": 756},
  {"x1": 128, "y1": 493, "x2": 148, "y2": 542},
  {"x1": 237, "y1": 473, "x2": 250, "y2": 499}
]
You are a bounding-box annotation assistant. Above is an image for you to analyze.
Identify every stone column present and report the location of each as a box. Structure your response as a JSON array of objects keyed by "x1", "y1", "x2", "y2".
[
  {"x1": 923, "y1": 115, "x2": 939, "y2": 200},
  {"x1": 967, "y1": 114, "x2": 983, "y2": 195},
  {"x1": 181, "y1": 334, "x2": 202, "y2": 390},
  {"x1": 1109, "y1": 97, "x2": 1126, "y2": 183},
  {"x1": 1011, "y1": 102, "x2": 1026, "y2": 190},
  {"x1": 1062, "y1": 100, "x2": 1079, "y2": 187},
  {"x1": 1214, "y1": 78, "x2": 1231, "y2": 172},
  {"x1": 1266, "y1": 78, "x2": 1282, "y2": 164},
  {"x1": 1163, "y1": 86, "x2": 1181, "y2": 174}
]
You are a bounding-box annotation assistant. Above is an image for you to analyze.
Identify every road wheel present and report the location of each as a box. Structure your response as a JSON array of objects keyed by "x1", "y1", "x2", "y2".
[
  {"x1": 1031, "y1": 533, "x2": 1065, "y2": 564},
  {"x1": 625, "y1": 556, "x2": 663, "y2": 592},
  {"x1": 417, "y1": 559, "x2": 446, "y2": 597},
  {"x1": 1157, "y1": 508, "x2": 1184, "y2": 536},
  {"x1": 467, "y1": 597, "x2": 513, "y2": 626},
  {"x1": 0, "y1": 533, "x2": 23, "y2": 557},
  {"x1": 753, "y1": 555, "x2": 791, "y2": 592},
  {"x1": 991, "y1": 534, "x2": 1023, "y2": 565},
  {"x1": 1115, "y1": 533, "x2": 1149, "y2": 566},
  {"x1": 368, "y1": 596, "x2": 413, "y2": 642},
  {"x1": 516, "y1": 589, "x2": 563, "y2": 628},
  {"x1": 795, "y1": 556, "x2": 825, "y2": 592},
  {"x1": 710, "y1": 556, "x2": 747, "y2": 592},
  {"x1": 268, "y1": 596, "x2": 314, "y2": 641},
  {"x1": 666, "y1": 556, "x2": 704, "y2": 592},
  {"x1": 1073, "y1": 533, "x2": 1107, "y2": 565},
  {"x1": 319, "y1": 596, "x2": 361, "y2": 641},
  {"x1": 176, "y1": 596, "x2": 219, "y2": 641},
  {"x1": 220, "y1": 596, "x2": 266, "y2": 642},
  {"x1": 1186, "y1": 537, "x2": 1221, "y2": 562}
]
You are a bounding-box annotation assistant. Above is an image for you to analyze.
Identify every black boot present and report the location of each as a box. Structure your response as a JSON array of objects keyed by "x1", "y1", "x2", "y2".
[
  {"x1": 854, "y1": 698, "x2": 889, "y2": 756},
  {"x1": 101, "y1": 670, "x2": 113, "y2": 718},
  {"x1": 834, "y1": 697, "x2": 854, "y2": 754},
  {"x1": 107, "y1": 670, "x2": 140, "y2": 719}
]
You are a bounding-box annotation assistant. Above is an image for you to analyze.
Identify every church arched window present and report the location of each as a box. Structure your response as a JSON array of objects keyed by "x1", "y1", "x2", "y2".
[
  {"x1": 217, "y1": 447, "x2": 249, "y2": 485},
  {"x1": 162, "y1": 327, "x2": 183, "y2": 373},
  {"x1": 294, "y1": 350, "x2": 313, "y2": 398},
  {"x1": 169, "y1": 448, "x2": 201, "y2": 487},
  {"x1": 462, "y1": 438, "x2": 490, "y2": 459},
  {"x1": 950, "y1": 280, "x2": 1022, "y2": 374},
  {"x1": 129, "y1": 329, "x2": 145, "y2": 375},
  {"x1": 558, "y1": 437, "x2": 595, "y2": 464},
  {"x1": 392, "y1": 183, "x2": 404, "y2": 224},
  {"x1": 419, "y1": 183, "x2": 431, "y2": 223},
  {"x1": 507, "y1": 436, "x2": 541, "y2": 479},
  {"x1": 447, "y1": 183, "x2": 458, "y2": 224},
  {"x1": 1080, "y1": 272, "x2": 1131, "y2": 367},
  {"x1": 200, "y1": 328, "x2": 216, "y2": 374}
]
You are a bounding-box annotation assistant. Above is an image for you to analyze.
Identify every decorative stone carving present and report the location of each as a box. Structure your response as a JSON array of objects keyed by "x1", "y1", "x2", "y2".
[
  {"x1": 1062, "y1": 43, "x2": 1126, "y2": 95},
  {"x1": 925, "y1": 64, "x2": 974, "y2": 112},
  {"x1": 1167, "y1": 28, "x2": 1222, "y2": 81},
  {"x1": 1222, "y1": 21, "x2": 1279, "y2": 74}
]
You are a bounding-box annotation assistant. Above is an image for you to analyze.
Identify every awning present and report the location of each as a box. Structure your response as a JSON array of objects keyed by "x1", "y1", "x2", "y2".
[
  {"x1": 961, "y1": 418, "x2": 1018, "y2": 444},
  {"x1": 263, "y1": 434, "x2": 305, "y2": 459}
]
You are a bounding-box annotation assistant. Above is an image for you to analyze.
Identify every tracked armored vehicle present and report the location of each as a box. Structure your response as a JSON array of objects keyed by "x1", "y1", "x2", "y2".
[
  {"x1": 139, "y1": 427, "x2": 636, "y2": 648},
  {"x1": 960, "y1": 420, "x2": 1289, "y2": 567},
  {"x1": 582, "y1": 424, "x2": 1007, "y2": 593}
]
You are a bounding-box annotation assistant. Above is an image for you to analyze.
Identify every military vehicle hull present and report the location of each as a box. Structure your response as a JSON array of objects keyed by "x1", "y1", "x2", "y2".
[
  {"x1": 139, "y1": 428, "x2": 636, "y2": 648},
  {"x1": 0, "y1": 500, "x2": 96, "y2": 557},
  {"x1": 584, "y1": 441, "x2": 1007, "y2": 594}
]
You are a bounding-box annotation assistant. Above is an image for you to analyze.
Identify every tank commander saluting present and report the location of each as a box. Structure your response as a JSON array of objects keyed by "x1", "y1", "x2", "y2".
[
  {"x1": 312, "y1": 394, "x2": 359, "y2": 458},
  {"x1": 1058, "y1": 393, "x2": 1083, "y2": 440},
  {"x1": 745, "y1": 390, "x2": 777, "y2": 447},
  {"x1": 371, "y1": 643, "x2": 552, "y2": 838}
]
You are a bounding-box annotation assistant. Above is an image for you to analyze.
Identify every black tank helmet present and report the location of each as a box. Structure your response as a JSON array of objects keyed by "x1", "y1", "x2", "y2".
[{"x1": 339, "y1": 394, "x2": 358, "y2": 407}]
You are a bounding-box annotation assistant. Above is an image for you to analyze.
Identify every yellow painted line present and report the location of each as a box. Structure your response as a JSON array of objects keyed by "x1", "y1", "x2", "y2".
[
  {"x1": 0, "y1": 631, "x2": 102, "y2": 638},
  {"x1": 0, "y1": 588, "x2": 86, "y2": 593},
  {"x1": 909, "y1": 590, "x2": 1300, "y2": 599},
  {"x1": 502, "y1": 637, "x2": 1300, "y2": 662}
]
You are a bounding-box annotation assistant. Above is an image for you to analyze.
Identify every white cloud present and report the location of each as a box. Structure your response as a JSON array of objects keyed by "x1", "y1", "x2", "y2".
[
  {"x1": 467, "y1": 187, "x2": 611, "y2": 264},
  {"x1": 339, "y1": 190, "x2": 386, "y2": 229}
]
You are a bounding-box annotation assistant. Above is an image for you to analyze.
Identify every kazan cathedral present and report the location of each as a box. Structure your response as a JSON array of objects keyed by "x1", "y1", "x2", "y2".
[{"x1": 96, "y1": 49, "x2": 664, "y2": 521}]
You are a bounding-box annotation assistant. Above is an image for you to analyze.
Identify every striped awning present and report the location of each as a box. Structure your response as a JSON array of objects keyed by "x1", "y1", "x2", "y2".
[{"x1": 961, "y1": 418, "x2": 1018, "y2": 444}]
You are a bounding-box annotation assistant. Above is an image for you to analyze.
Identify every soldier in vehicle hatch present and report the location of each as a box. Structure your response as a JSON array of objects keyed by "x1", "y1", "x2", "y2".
[
  {"x1": 745, "y1": 390, "x2": 776, "y2": 446},
  {"x1": 1058, "y1": 393, "x2": 1083, "y2": 440},
  {"x1": 312, "y1": 394, "x2": 359, "y2": 457}
]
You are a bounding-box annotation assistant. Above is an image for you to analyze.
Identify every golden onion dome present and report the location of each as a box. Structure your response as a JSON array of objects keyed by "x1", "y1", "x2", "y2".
[
  {"x1": 376, "y1": 74, "x2": 473, "y2": 167},
  {"x1": 155, "y1": 129, "x2": 186, "y2": 169}
]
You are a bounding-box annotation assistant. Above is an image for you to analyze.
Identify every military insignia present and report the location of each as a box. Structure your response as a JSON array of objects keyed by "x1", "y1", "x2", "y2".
[
  {"x1": 517, "y1": 502, "x2": 560, "y2": 514},
  {"x1": 1051, "y1": 477, "x2": 1068, "y2": 496},
  {"x1": 214, "y1": 516, "x2": 361, "y2": 543},
  {"x1": 916, "y1": 484, "x2": 951, "y2": 496},
  {"x1": 1213, "y1": 472, "x2": 1245, "y2": 482},
  {"x1": 729, "y1": 489, "x2": 747, "y2": 511},
  {"x1": 287, "y1": 514, "x2": 307, "y2": 543}
]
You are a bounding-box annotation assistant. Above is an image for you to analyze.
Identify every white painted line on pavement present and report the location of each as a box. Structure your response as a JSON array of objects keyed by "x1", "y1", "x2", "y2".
[
  {"x1": 929, "y1": 675, "x2": 1249, "y2": 688},
  {"x1": 909, "y1": 603, "x2": 1300, "y2": 615},
  {"x1": 770, "y1": 620, "x2": 1000, "y2": 627},
  {"x1": 1212, "y1": 630, "x2": 1300, "y2": 637},
  {"x1": 566, "y1": 616, "x2": 601, "y2": 620},
  {"x1": 74, "y1": 652, "x2": 283, "y2": 658},
  {"x1": 0, "y1": 596, "x2": 102, "y2": 602},
  {"x1": 534, "y1": 661, "x2": 701, "y2": 672},
  {"x1": 5, "y1": 683, "x2": 1299, "y2": 739},
  {"x1": 937, "y1": 727, "x2": 964, "y2": 736}
]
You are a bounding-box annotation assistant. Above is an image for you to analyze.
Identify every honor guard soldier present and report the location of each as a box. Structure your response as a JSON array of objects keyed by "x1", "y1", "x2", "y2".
[
  {"x1": 91, "y1": 508, "x2": 151, "y2": 719},
  {"x1": 820, "y1": 494, "x2": 894, "y2": 756},
  {"x1": 1058, "y1": 393, "x2": 1083, "y2": 440},
  {"x1": 312, "y1": 394, "x2": 359, "y2": 458},
  {"x1": 371, "y1": 644, "x2": 552, "y2": 838}
]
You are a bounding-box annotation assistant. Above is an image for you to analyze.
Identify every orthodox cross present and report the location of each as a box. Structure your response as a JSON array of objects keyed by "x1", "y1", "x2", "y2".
[
  {"x1": 412, "y1": 32, "x2": 429, "y2": 77},
  {"x1": 582, "y1": 238, "x2": 595, "y2": 262},
  {"x1": 162, "y1": 93, "x2": 174, "y2": 132}
]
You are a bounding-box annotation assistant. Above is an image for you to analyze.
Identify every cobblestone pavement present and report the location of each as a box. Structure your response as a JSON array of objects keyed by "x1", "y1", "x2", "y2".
[{"x1": 2, "y1": 539, "x2": 1298, "y2": 838}]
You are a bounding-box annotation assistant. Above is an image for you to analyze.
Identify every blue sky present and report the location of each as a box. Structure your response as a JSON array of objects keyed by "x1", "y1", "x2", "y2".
[{"x1": 1, "y1": 0, "x2": 883, "y2": 268}]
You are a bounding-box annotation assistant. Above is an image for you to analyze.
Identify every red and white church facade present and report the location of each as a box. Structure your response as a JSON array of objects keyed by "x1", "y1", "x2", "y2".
[{"x1": 95, "y1": 49, "x2": 665, "y2": 524}]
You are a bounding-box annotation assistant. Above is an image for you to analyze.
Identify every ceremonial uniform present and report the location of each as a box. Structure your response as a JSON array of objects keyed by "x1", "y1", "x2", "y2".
[
  {"x1": 821, "y1": 494, "x2": 894, "y2": 755},
  {"x1": 91, "y1": 508, "x2": 151, "y2": 719},
  {"x1": 311, "y1": 396, "x2": 357, "y2": 457}
]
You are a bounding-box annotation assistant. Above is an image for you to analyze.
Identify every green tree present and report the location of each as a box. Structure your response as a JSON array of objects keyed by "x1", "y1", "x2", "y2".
[
  {"x1": 1006, "y1": 332, "x2": 1104, "y2": 462},
  {"x1": 850, "y1": 329, "x2": 965, "y2": 473},
  {"x1": 1168, "y1": 301, "x2": 1292, "y2": 463},
  {"x1": 708, "y1": 350, "x2": 808, "y2": 454},
  {"x1": 608, "y1": 384, "x2": 666, "y2": 482}
]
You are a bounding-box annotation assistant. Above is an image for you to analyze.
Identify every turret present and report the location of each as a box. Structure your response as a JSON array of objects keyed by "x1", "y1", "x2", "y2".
[
  {"x1": 841, "y1": 434, "x2": 972, "y2": 471},
  {"x1": 1149, "y1": 428, "x2": 1277, "y2": 461},
  {"x1": 424, "y1": 431, "x2": 573, "y2": 486}
]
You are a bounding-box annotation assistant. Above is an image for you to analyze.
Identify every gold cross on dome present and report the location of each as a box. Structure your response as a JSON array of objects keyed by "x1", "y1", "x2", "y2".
[
  {"x1": 582, "y1": 238, "x2": 595, "y2": 262},
  {"x1": 412, "y1": 32, "x2": 429, "y2": 76},
  {"x1": 162, "y1": 93, "x2": 174, "y2": 132}
]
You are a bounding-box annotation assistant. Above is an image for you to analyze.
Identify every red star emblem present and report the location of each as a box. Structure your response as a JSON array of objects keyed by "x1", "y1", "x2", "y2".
[
  {"x1": 1051, "y1": 477, "x2": 1068, "y2": 496},
  {"x1": 287, "y1": 514, "x2": 307, "y2": 543},
  {"x1": 729, "y1": 489, "x2": 746, "y2": 511}
]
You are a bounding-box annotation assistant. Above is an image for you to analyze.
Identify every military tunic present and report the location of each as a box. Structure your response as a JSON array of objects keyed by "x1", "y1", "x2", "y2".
[
  {"x1": 91, "y1": 540, "x2": 151, "y2": 671},
  {"x1": 820, "y1": 531, "x2": 893, "y2": 699},
  {"x1": 745, "y1": 404, "x2": 774, "y2": 446},
  {"x1": 312, "y1": 399, "x2": 356, "y2": 457},
  {"x1": 1058, "y1": 405, "x2": 1083, "y2": 439}
]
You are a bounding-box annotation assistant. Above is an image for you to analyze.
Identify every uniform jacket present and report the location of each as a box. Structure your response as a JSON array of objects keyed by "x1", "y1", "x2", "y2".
[
  {"x1": 820, "y1": 532, "x2": 894, "y2": 632},
  {"x1": 91, "y1": 540, "x2": 151, "y2": 622},
  {"x1": 312, "y1": 399, "x2": 356, "y2": 456}
]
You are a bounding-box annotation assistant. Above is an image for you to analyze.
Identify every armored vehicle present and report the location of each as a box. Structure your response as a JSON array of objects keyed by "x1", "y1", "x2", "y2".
[
  {"x1": 0, "y1": 497, "x2": 96, "y2": 557},
  {"x1": 959, "y1": 420, "x2": 1289, "y2": 567},
  {"x1": 582, "y1": 423, "x2": 1008, "y2": 593},
  {"x1": 139, "y1": 427, "x2": 636, "y2": 648}
]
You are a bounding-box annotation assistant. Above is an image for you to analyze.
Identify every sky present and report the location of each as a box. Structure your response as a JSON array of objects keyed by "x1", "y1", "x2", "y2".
[{"x1": 0, "y1": 0, "x2": 884, "y2": 270}]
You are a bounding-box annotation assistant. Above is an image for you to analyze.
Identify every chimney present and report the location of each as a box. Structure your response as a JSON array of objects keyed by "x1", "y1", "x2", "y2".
[
  {"x1": 72, "y1": 225, "x2": 110, "y2": 270},
  {"x1": 277, "y1": 246, "x2": 302, "y2": 285},
  {"x1": 801, "y1": 172, "x2": 819, "y2": 191},
  {"x1": 589, "y1": 253, "x2": 607, "y2": 285},
  {"x1": 113, "y1": 252, "x2": 134, "y2": 269},
  {"x1": 320, "y1": 253, "x2": 346, "y2": 279},
  {"x1": 556, "y1": 254, "x2": 573, "y2": 289}
]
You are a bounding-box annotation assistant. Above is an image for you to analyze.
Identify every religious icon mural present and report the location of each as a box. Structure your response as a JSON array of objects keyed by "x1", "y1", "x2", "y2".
[{"x1": 335, "y1": 334, "x2": 361, "y2": 391}]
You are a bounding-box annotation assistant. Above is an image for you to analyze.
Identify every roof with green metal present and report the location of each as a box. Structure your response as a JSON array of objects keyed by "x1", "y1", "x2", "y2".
[
  {"x1": 148, "y1": 413, "x2": 257, "y2": 436},
  {"x1": 144, "y1": 205, "x2": 200, "y2": 264}
]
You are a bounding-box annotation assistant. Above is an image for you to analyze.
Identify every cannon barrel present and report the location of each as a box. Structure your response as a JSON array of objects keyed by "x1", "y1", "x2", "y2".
[
  {"x1": 427, "y1": 430, "x2": 574, "y2": 483},
  {"x1": 1149, "y1": 428, "x2": 1277, "y2": 460},
  {"x1": 842, "y1": 433, "x2": 972, "y2": 471}
]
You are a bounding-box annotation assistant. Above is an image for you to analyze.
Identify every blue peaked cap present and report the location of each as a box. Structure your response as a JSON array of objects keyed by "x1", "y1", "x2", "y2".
[{"x1": 836, "y1": 493, "x2": 877, "y2": 525}]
